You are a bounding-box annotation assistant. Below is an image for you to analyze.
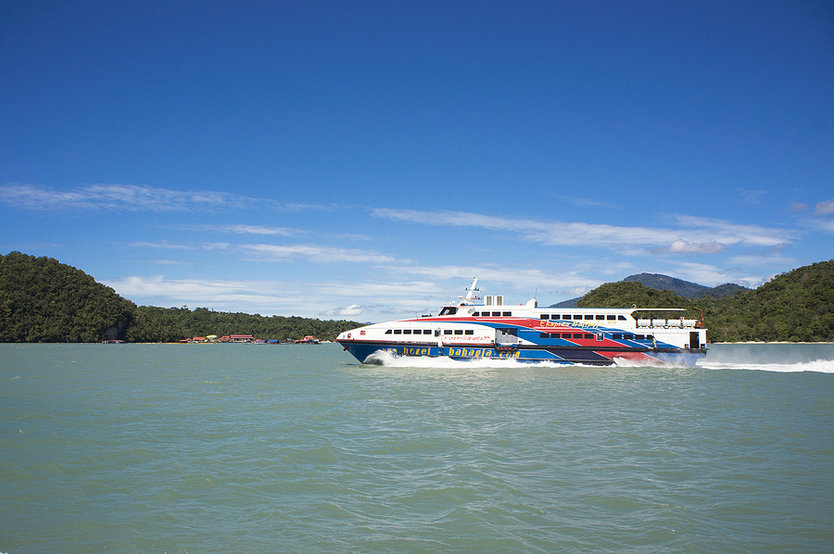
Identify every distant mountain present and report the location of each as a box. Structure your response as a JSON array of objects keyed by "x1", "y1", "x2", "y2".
[
  {"x1": 623, "y1": 273, "x2": 748, "y2": 299},
  {"x1": 550, "y1": 272, "x2": 747, "y2": 308},
  {"x1": 550, "y1": 297, "x2": 581, "y2": 308}
]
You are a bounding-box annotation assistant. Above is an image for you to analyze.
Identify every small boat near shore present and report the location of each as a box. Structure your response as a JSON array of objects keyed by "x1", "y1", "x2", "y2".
[{"x1": 337, "y1": 279, "x2": 707, "y2": 366}]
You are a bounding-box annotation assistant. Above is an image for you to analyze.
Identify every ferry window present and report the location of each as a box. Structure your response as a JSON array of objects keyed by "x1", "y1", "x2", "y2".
[
  {"x1": 540, "y1": 314, "x2": 549, "y2": 320},
  {"x1": 540, "y1": 333, "x2": 549, "y2": 338},
  {"x1": 465, "y1": 330, "x2": 474, "y2": 335},
  {"x1": 618, "y1": 315, "x2": 627, "y2": 321},
  {"x1": 585, "y1": 315, "x2": 594, "y2": 320},
  {"x1": 503, "y1": 311, "x2": 511, "y2": 316},
  {"x1": 595, "y1": 315, "x2": 605, "y2": 320},
  {"x1": 624, "y1": 334, "x2": 634, "y2": 340},
  {"x1": 439, "y1": 307, "x2": 458, "y2": 316},
  {"x1": 607, "y1": 315, "x2": 616, "y2": 320},
  {"x1": 454, "y1": 330, "x2": 463, "y2": 335},
  {"x1": 492, "y1": 311, "x2": 501, "y2": 317},
  {"x1": 403, "y1": 329, "x2": 412, "y2": 334},
  {"x1": 472, "y1": 312, "x2": 479, "y2": 317},
  {"x1": 423, "y1": 330, "x2": 432, "y2": 335},
  {"x1": 612, "y1": 333, "x2": 622, "y2": 339},
  {"x1": 573, "y1": 333, "x2": 584, "y2": 339},
  {"x1": 636, "y1": 334, "x2": 645, "y2": 340},
  {"x1": 393, "y1": 329, "x2": 402, "y2": 334},
  {"x1": 584, "y1": 333, "x2": 593, "y2": 339},
  {"x1": 385, "y1": 329, "x2": 392, "y2": 334},
  {"x1": 444, "y1": 330, "x2": 453, "y2": 335}
]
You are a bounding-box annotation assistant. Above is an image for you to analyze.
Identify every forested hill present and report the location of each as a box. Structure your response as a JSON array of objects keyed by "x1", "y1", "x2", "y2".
[
  {"x1": 578, "y1": 260, "x2": 834, "y2": 342},
  {"x1": 0, "y1": 251, "x2": 135, "y2": 342},
  {"x1": 0, "y1": 252, "x2": 359, "y2": 343},
  {"x1": 702, "y1": 260, "x2": 834, "y2": 342}
]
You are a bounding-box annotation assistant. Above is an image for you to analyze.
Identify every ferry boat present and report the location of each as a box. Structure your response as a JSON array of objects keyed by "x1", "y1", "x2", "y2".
[{"x1": 337, "y1": 279, "x2": 707, "y2": 367}]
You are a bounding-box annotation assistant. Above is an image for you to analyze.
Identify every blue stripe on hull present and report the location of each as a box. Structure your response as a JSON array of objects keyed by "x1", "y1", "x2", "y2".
[{"x1": 338, "y1": 342, "x2": 704, "y2": 367}]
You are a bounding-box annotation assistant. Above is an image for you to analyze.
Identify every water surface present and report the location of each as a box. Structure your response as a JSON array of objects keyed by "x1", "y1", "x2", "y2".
[{"x1": 2, "y1": 343, "x2": 833, "y2": 552}]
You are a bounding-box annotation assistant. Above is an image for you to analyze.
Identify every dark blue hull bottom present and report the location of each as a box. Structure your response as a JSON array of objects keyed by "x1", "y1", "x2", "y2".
[{"x1": 338, "y1": 342, "x2": 705, "y2": 368}]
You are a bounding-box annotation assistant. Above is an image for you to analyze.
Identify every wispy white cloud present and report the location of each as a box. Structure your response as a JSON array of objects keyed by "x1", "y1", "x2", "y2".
[
  {"x1": 814, "y1": 219, "x2": 834, "y2": 232},
  {"x1": 736, "y1": 187, "x2": 765, "y2": 205},
  {"x1": 380, "y1": 263, "x2": 596, "y2": 291},
  {"x1": 373, "y1": 208, "x2": 663, "y2": 246},
  {"x1": 130, "y1": 241, "x2": 196, "y2": 250},
  {"x1": 106, "y1": 275, "x2": 306, "y2": 313},
  {"x1": 127, "y1": 239, "x2": 401, "y2": 265},
  {"x1": 671, "y1": 261, "x2": 764, "y2": 288},
  {"x1": 547, "y1": 193, "x2": 615, "y2": 209},
  {"x1": 150, "y1": 258, "x2": 193, "y2": 266},
  {"x1": 106, "y1": 275, "x2": 447, "y2": 319},
  {"x1": 203, "y1": 224, "x2": 301, "y2": 236},
  {"x1": 729, "y1": 254, "x2": 795, "y2": 267},
  {"x1": 110, "y1": 275, "x2": 244, "y2": 299},
  {"x1": 235, "y1": 243, "x2": 400, "y2": 264},
  {"x1": 665, "y1": 239, "x2": 726, "y2": 254},
  {"x1": 814, "y1": 198, "x2": 834, "y2": 215},
  {"x1": 373, "y1": 208, "x2": 795, "y2": 251},
  {"x1": 323, "y1": 304, "x2": 363, "y2": 317},
  {"x1": 809, "y1": 198, "x2": 834, "y2": 234},
  {"x1": 673, "y1": 215, "x2": 795, "y2": 248},
  {"x1": 0, "y1": 183, "x2": 251, "y2": 212},
  {"x1": 792, "y1": 198, "x2": 834, "y2": 234}
]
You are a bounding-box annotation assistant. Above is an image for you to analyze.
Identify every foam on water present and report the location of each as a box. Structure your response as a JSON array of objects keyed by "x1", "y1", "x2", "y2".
[
  {"x1": 697, "y1": 358, "x2": 834, "y2": 373},
  {"x1": 365, "y1": 346, "x2": 834, "y2": 373}
]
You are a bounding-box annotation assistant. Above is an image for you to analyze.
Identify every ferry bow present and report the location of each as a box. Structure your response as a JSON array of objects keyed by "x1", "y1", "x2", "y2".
[{"x1": 337, "y1": 279, "x2": 707, "y2": 367}]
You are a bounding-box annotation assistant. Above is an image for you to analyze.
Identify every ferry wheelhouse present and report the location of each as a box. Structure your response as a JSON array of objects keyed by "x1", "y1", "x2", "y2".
[{"x1": 337, "y1": 279, "x2": 707, "y2": 367}]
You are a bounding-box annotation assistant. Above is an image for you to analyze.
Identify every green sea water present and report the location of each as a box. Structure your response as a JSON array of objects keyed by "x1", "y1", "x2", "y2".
[{"x1": 2, "y1": 343, "x2": 833, "y2": 552}]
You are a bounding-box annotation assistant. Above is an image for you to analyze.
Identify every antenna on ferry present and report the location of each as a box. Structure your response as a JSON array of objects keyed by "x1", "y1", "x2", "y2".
[
  {"x1": 464, "y1": 277, "x2": 479, "y2": 299},
  {"x1": 459, "y1": 277, "x2": 481, "y2": 305}
]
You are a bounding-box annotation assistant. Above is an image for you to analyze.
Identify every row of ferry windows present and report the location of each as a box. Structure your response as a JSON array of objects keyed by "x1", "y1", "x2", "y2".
[
  {"x1": 541, "y1": 314, "x2": 627, "y2": 321},
  {"x1": 539, "y1": 332, "x2": 652, "y2": 340},
  {"x1": 473, "y1": 311, "x2": 513, "y2": 317},
  {"x1": 384, "y1": 329, "x2": 475, "y2": 336},
  {"x1": 541, "y1": 332, "x2": 598, "y2": 340}
]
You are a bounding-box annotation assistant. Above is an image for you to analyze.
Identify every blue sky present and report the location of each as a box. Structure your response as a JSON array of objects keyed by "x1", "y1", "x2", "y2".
[{"x1": 2, "y1": 0, "x2": 832, "y2": 321}]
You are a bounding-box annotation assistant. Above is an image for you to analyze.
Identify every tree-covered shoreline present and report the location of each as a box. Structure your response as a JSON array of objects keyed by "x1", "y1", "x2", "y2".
[
  {"x1": 0, "y1": 252, "x2": 359, "y2": 343},
  {"x1": 1, "y1": 251, "x2": 832, "y2": 343}
]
